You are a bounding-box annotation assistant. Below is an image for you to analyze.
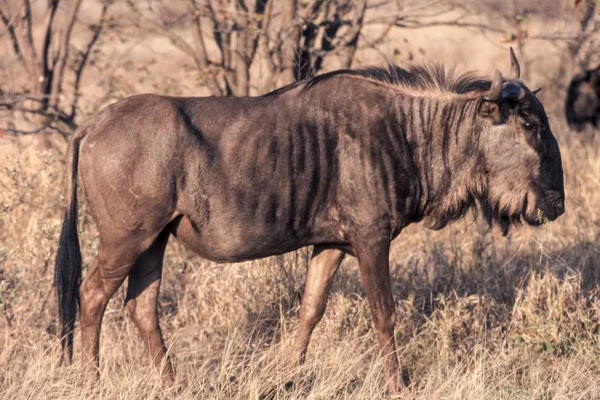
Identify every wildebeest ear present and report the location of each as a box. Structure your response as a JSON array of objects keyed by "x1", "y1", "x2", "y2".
[{"x1": 477, "y1": 100, "x2": 503, "y2": 123}]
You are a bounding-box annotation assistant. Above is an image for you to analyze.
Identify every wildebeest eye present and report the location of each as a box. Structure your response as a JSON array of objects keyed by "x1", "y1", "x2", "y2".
[{"x1": 522, "y1": 122, "x2": 536, "y2": 131}]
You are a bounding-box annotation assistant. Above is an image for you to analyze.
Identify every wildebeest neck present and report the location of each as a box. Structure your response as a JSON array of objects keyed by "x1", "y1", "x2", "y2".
[{"x1": 395, "y1": 94, "x2": 484, "y2": 230}]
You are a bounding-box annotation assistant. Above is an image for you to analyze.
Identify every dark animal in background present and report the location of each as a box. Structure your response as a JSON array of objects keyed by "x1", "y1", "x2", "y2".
[
  {"x1": 565, "y1": 65, "x2": 600, "y2": 131},
  {"x1": 54, "y1": 48, "x2": 564, "y2": 393}
]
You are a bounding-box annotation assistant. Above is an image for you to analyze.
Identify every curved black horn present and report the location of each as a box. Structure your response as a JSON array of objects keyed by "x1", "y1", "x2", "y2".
[
  {"x1": 486, "y1": 70, "x2": 503, "y2": 101},
  {"x1": 509, "y1": 47, "x2": 520, "y2": 79}
]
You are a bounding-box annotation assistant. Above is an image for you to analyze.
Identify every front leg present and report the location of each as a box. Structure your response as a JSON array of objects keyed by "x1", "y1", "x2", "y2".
[
  {"x1": 354, "y1": 236, "x2": 404, "y2": 393},
  {"x1": 292, "y1": 245, "x2": 345, "y2": 365}
]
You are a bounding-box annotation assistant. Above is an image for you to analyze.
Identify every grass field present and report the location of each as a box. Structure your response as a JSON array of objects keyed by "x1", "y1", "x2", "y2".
[{"x1": 2, "y1": 2, "x2": 600, "y2": 399}]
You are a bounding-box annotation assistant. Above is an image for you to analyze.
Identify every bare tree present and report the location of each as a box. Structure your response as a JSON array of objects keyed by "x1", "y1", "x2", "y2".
[
  {"x1": 280, "y1": 0, "x2": 368, "y2": 84},
  {"x1": 129, "y1": 0, "x2": 368, "y2": 96},
  {"x1": 4, "y1": 0, "x2": 593, "y2": 139},
  {"x1": 0, "y1": 0, "x2": 112, "y2": 137}
]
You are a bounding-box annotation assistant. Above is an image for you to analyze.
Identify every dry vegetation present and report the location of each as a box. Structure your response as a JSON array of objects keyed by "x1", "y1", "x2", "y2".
[{"x1": 2, "y1": 0, "x2": 600, "y2": 399}]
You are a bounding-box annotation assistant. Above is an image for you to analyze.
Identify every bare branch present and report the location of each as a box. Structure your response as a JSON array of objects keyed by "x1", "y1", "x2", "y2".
[
  {"x1": 356, "y1": 27, "x2": 393, "y2": 64},
  {"x1": 129, "y1": 0, "x2": 227, "y2": 96},
  {"x1": 3, "y1": 124, "x2": 70, "y2": 139},
  {"x1": 277, "y1": 0, "x2": 300, "y2": 85},
  {"x1": 70, "y1": 2, "x2": 110, "y2": 120},
  {"x1": 0, "y1": 8, "x2": 23, "y2": 61},
  {"x1": 529, "y1": 32, "x2": 597, "y2": 41},
  {"x1": 0, "y1": 95, "x2": 77, "y2": 130},
  {"x1": 230, "y1": 0, "x2": 268, "y2": 95},
  {"x1": 41, "y1": 0, "x2": 60, "y2": 97},
  {"x1": 49, "y1": 0, "x2": 83, "y2": 110},
  {"x1": 190, "y1": 0, "x2": 224, "y2": 95},
  {"x1": 21, "y1": 0, "x2": 40, "y2": 87},
  {"x1": 366, "y1": 0, "x2": 396, "y2": 10},
  {"x1": 366, "y1": 16, "x2": 505, "y2": 35},
  {"x1": 333, "y1": 0, "x2": 367, "y2": 69}
]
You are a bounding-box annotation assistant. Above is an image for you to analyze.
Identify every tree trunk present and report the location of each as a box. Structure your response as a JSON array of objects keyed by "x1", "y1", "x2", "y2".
[{"x1": 277, "y1": 0, "x2": 300, "y2": 86}]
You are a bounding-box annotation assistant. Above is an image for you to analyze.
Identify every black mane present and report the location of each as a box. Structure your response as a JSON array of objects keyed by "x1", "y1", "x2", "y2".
[{"x1": 264, "y1": 64, "x2": 491, "y2": 97}]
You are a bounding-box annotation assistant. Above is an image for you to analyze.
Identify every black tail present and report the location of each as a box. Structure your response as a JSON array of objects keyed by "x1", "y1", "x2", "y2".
[{"x1": 54, "y1": 137, "x2": 82, "y2": 364}]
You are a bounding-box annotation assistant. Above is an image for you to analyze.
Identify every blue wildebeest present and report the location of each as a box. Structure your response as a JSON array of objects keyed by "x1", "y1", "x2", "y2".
[
  {"x1": 566, "y1": 65, "x2": 600, "y2": 131},
  {"x1": 55, "y1": 49, "x2": 564, "y2": 392}
]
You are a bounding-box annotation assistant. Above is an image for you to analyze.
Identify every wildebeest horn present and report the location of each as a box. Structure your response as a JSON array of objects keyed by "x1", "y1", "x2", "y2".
[
  {"x1": 486, "y1": 70, "x2": 503, "y2": 101},
  {"x1": 532, "y1": 87, "x2": 542, "y2": 95},
  {"x1": 502, "y1": 82, "x2": 526, "y2": 101},
  {"x1": 509, "y1": 47, "x2": 520, "y2": 79}
]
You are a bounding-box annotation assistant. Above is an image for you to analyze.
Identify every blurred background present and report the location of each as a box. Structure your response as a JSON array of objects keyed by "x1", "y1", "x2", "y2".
[
  {"x1": 1, "y1": 1, "x2": 600, "y2": 399},
  {"x1": 1, "y1": 0, "x2": 598, "y2": 141}
]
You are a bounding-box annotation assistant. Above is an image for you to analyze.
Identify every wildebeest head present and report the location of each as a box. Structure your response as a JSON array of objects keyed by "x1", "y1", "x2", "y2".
[{"x1": 475, "y1": 49, "x2": 565, "y2": 234}]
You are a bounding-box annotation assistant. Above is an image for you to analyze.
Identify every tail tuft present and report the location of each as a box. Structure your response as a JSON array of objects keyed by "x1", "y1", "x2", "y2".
[{"x1": 54, "y1": 138, "x2": 82, "y2": 364}]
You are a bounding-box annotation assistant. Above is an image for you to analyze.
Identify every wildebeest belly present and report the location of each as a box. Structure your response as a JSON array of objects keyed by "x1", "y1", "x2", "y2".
[
  {"x1": 170, "y1": 212, "x2": 341, "y2": 262},
  {"x1": 171, "y1": 153, "x2": 343, "y2": 261}
]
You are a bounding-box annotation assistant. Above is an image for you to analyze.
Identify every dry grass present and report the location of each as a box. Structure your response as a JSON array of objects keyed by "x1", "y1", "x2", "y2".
[{"x1": 2, "y1": 7, "x2": 600, "y2": 399}]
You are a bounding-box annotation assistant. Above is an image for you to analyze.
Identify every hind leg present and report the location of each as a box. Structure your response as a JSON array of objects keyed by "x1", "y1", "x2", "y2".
[
  {"x1": 124, "y1": 230, "x2": 173, "y2": 379},
  {"x1": 79, "y1": 235, "x2": 157, "y2": 380}
]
